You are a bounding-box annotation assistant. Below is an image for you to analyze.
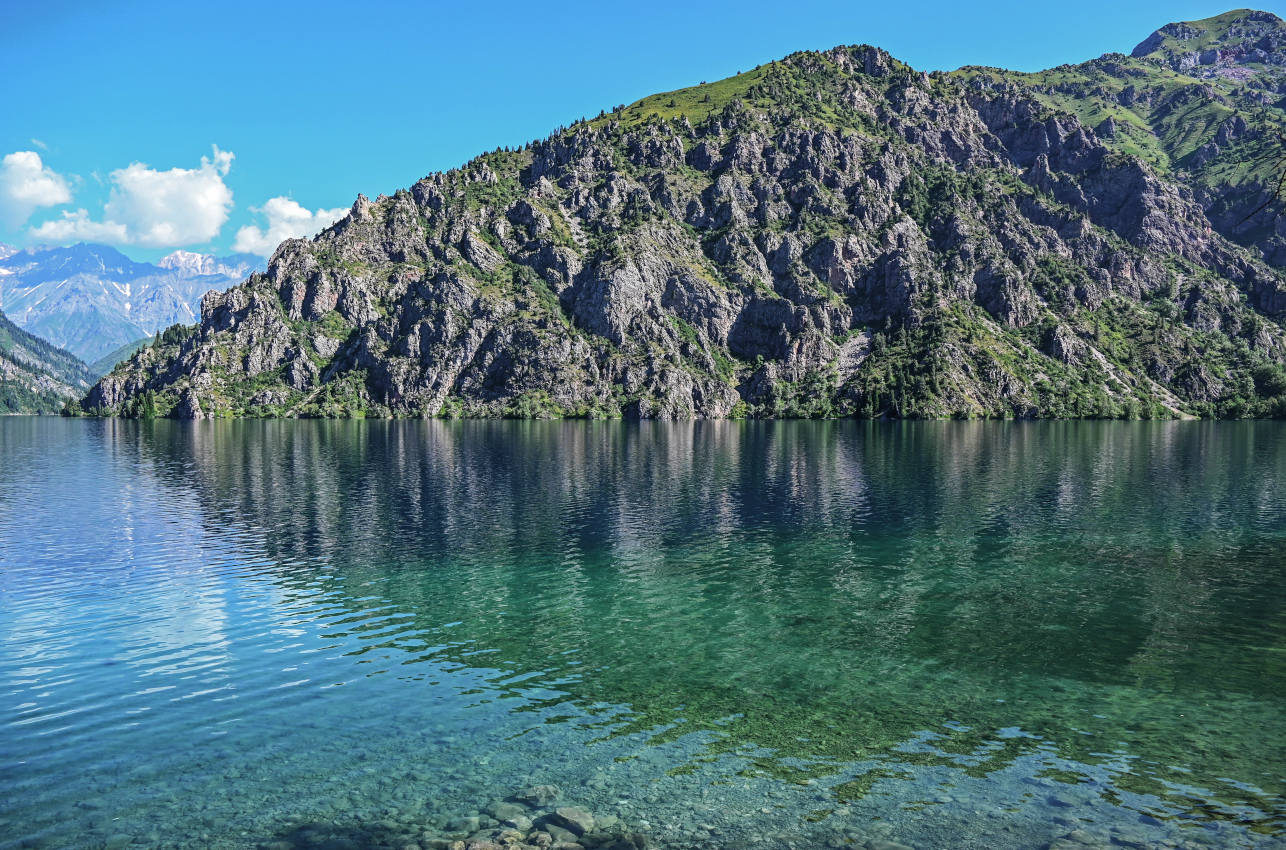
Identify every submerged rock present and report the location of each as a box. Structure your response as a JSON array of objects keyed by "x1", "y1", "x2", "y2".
[
  {"x1": 546, "y1": 807, "x2": 595, "y2": 836},
  {"x1": 541, "y1": 823, "x2": 580, "y2": 844},
  {"x1": 513, "y1": 785, "x2": 561, "y2": 808},
  {"x1": 446, "y1": 815, "x2": 481, "y2": 834},
  {"x1": 414, "y1": 788, "x2": 654, "y2": 850},
  {"x1": 485, "y1": 802, "x2": 530, "y2": 825}
]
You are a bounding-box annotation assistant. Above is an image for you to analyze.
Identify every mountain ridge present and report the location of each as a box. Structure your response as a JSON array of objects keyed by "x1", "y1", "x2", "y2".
[
  {"x1": 0, "y1": 243, "x2": 265, "y2": 362},
  {"x1": 83, "y1": 9, "x2": 1286, "y2": 419}
]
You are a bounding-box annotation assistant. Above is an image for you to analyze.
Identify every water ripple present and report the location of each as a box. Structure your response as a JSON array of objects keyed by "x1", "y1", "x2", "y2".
[{"x1": 0, "y1": 420, "x2": 1283, "y2": 849}]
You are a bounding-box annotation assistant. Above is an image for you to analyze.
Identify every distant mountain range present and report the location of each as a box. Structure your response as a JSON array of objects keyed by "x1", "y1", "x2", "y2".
[
  {"x1": 0, "y1": 308, "x2": 92, "y2": 414},
  {"x1": 0, "y1": 243, "x2": 263, "y2": 363}
]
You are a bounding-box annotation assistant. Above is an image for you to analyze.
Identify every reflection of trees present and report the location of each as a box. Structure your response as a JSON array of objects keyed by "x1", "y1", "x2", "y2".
[{"x1": 105, "y1": 419, "x2": 1286, "y2": 818}]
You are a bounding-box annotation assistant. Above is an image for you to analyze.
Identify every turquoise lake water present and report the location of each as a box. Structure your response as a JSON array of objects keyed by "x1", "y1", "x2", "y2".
[{"x1": 0, "y1": 419, "x2": 1283, "y2": 849}]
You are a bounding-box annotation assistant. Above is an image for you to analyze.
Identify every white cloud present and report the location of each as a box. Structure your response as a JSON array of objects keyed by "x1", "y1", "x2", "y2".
[
  {"x1": 104, "y1": 146, "x2": 235, "y2": 247},
  {"x1": 29, "y1": 139, "x2": 48, "y2": 150},
  {"x1": 233, "y1": 196, "x2": 348, "y2": 256},
  {"x1": 0, "y1": 150, "x2": 73, "y2": 227},
  {"x1": 28, "y1": 145, "x2": 234, "y2": 248},
  {"x1": 29, "y1": 209, "x2": 128, "y2": 243}
]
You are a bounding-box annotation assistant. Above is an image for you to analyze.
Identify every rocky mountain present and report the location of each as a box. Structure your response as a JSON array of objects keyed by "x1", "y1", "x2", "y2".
[
  {"x1": 87, "y1": 10, "x2": 1286, "y2": 420},
  {"x1": 1132, "y1": 8, "x2": 1286, "y2": 75},
  {"x1": 0, "y1": 309, "x2": 92, "y2": 413},
  {"x1": 0, "y1": 244, "x2": 265, "y2": 363}
]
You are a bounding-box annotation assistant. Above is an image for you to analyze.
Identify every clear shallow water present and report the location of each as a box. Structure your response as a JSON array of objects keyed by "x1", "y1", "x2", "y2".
[{"x1": 0, "y1": 419, "x2": 1283, "y2": 850}]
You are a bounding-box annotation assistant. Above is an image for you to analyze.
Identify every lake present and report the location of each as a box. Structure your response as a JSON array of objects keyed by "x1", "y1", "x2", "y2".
[{"x1": 1, "y1": 419, "x2": 1283, "y2": 849}]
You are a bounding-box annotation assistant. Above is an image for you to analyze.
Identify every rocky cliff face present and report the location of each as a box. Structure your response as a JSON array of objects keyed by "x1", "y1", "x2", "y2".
[{"x1": 87, "y1": 10, "x2": 1286, "y2": 419}]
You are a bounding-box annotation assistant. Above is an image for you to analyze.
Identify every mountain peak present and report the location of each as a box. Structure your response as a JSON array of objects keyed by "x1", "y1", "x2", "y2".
[
  {"x1": 158, "y1": 249, "x2": 215, "y2": 277},
  {"x1": 14, "y1": 242, "x2": 150, "y2": 277},
  {"x1": 158, "y1": 249, "x2": 263, "y2": 280},
  {"x1": 1132, "y1": 8, "x2": 1285, "y2": 77}
]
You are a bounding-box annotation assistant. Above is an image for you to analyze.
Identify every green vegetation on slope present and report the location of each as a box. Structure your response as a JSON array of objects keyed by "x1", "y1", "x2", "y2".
[
  {"x1": 0, "y1": 310, "x2": 93, "y2": 413},
  {"x1": 89, "y1": 336, "x2": 154, "y2": 377}
]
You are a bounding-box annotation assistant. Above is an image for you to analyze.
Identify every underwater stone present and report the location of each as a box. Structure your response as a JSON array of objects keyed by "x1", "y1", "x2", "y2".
[
  {"x1": 507, "y1": 815, "x2": 534, "y2": 832},
  {"x1": 547, "y1": 807, "x2": 595, "y2": 836},
  {"x1": 484, "y1": 802, "x2": 529, "y2": 825},
  {"x1": 446, "y1": 816, "x2": 481, "y2": 833},
  {"x1": 542, "y1": 822, "x2": 580, "y2": 844},
  {"x1": 514, "y1": 785, "x2": 560, "y2": 807}
]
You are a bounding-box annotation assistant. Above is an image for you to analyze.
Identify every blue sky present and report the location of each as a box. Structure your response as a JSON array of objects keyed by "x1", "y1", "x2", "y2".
[{"x1": 2, "y1": 0, "x2": 1280, "y2": 260}]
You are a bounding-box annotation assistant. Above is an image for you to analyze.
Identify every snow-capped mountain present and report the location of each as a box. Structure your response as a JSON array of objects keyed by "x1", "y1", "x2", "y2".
[
  {"x1": 0, "y1": 244, "x2": 265, "y2": 362},
  {"x1": 158, "y1": 249, "x2": 262, "y2": 280}
]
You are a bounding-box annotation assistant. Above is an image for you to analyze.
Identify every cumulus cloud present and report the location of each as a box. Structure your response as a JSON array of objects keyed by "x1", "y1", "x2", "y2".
[
  {"x1": 0, "y1": 150, "x2": 73, "y2": 227},
  {"x1": 28, "y1": 209, "x2": 128, "y2": 243},
  {"x1": 28, "y1": 146, "x2": 235, "y2": 248},
  {"x1": 233, "y1": 196, "x2": 348, "y2": 256}
]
